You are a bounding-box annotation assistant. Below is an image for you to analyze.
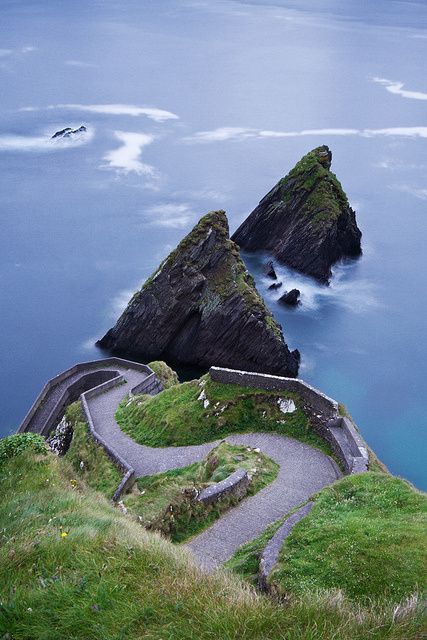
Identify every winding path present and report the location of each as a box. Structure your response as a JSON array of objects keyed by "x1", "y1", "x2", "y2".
[{"x1": 85, "y1": 366, "x2": 341, "y2": 569}]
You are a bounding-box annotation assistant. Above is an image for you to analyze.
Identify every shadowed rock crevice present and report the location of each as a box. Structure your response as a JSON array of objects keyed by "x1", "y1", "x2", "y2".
[
  {"x1": 98, "y1": 210, "x2": 299, "y2": 377},
  {"x1": 232, "y1": 146, "x2": 362, "y2": 283}
]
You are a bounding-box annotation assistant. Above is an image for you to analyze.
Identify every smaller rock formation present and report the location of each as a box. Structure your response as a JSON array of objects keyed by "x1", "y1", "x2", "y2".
[
  {"x1": 279, "y1": 289, "x2": 301, "y2": 307},
  {"x1": 232, "y1": 146, "x2": 362, "y2": 283},
  {"x1": 268, "y1": 281, "x2": 282, "y2": 290},
  {"x1": 263, "y1": 261, "x2": 277, "y2": 279},
  {"x1": 51, "y1": 125, "x2": 87, "y2": 139},
  {"x1": 98, "y1": 210, "x2": 300, "y2": 377}
]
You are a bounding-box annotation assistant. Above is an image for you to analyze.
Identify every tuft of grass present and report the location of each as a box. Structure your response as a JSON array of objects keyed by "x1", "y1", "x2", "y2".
[
  {"x1": 147, "y1": 360, "x2": 179, "y2": 389},
  {"x1": 115, "y1": 374, "x2": 333, "y2": 458},
  {"x1": 0, "y1": 450, "x2": 425, "y2": 639},
  {"x1": 122, "y1": 441, "x2": 278, "y2": 542},
  {"x1": 63, "y1": 402, "x2": 122, "y2": 499},
  {"x1": 0, "y1": 432, "x2": 46, "y2": 464},
  {"x1": 270, "y1": 472, "x2": 427, "y2": 604}
]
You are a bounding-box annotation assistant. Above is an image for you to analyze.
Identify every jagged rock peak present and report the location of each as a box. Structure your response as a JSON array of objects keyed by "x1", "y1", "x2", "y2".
[
  {"x1": 98, "y1": 210, "x2": 300, "y2": 377},
  {"x1": 232, "y1": 145, "x2": 362, "y2": 283}
]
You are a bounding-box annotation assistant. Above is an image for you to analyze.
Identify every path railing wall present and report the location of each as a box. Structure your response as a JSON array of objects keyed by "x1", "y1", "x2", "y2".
[
  {"x1": 18, "y1": 358, "x2": 153, "y2": 435},
  {"x1": 209, "y1": 366, "x2": 369, "y2": 474}
]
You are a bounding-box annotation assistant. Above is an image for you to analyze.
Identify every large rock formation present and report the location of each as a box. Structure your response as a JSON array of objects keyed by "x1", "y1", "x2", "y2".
[
  {"x1": 98, "y1": 210, "x2": 299, "y2": 377},
  {"x1": 232, "y1": 146, "x2": 362, "y2": 283}
]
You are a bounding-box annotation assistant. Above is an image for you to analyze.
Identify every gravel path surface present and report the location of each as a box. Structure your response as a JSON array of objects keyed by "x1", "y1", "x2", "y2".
[{"x1": 86, "y1": 366, "x2": 341, "y2": 568}]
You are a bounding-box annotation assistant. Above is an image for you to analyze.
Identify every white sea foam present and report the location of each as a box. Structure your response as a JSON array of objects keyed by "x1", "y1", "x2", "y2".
[{"x1": 260, "y1": 260, "x2": 380, "y2": 314}]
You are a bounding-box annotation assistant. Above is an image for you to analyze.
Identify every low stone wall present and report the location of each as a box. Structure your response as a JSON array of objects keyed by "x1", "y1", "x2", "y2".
[
  {"x1": 19, "y1": 357, "x2": 153, "y2": 434},
  {"x1": 131, "y1": 372, "x2": 164, "y2": 396},
  {"x1": 258, "y1": 502, "x2": 314, "y2": 591},
  {"x1": 80, "y1": 375, "x2": 136, "y2": 502},
  {"x1": 17, "y1": 357, "x2": 160, "y2": 502},
  {"x1": 209, "y1": 367, "x2": 369, "y2": 475},
  {"x1": 197, "y1": 468, "x2": 250, "y2": 505},
  {"x1": 210, "y1": 367, "x2": 338, "y2": 417},
  {"x1": 39, "y1": 370, "x2": 119, "y2": 437}
]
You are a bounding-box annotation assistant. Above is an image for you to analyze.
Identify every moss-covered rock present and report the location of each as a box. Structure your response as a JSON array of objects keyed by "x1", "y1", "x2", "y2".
[
  {"x1": 98, "y1": 210, "x2": 299, "y2": 376},
  {"x1": 232, "y1": 146, "x2": 362, "y2": 283},
  {"x1": 147, "y1": 361, "x2": 179, "y2": 389}
]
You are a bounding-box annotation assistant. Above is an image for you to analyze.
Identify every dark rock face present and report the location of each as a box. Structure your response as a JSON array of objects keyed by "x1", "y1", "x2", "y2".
[
  {"x1": 268, "y1": 281, "x2": 282, "y2": 290},
  {"x1": 263, "y1": 260, "x2": 277, "y2": 279},
  {"x1": 51, "y1": 125, "x2": 87, "y2": 139},
  {"x1": 98, "y1": 210, "x2": 299, "y2": 377},
  {"x1": 47, "y1": 416, "x2": 73, "y2": 456},
  {"x1": 279, "y1": 289, "x2": 301, "y2": 307},
  {"x1": 232, "y1": 146, "x2": 362, "y2": 283}
]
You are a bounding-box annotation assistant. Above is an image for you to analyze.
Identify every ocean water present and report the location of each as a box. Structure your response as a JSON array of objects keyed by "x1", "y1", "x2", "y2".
[{"x1": 0, "y1": 0, "x2": 426, "y2": 489}]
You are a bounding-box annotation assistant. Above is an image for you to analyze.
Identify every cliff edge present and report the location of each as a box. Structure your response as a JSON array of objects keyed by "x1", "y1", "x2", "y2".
[
  {"x1": 232, "y1": 146, "x2": 362, "y2": 283},
  {"x1": 98, "y1": 210, "x2": 299, "y2": 377}
]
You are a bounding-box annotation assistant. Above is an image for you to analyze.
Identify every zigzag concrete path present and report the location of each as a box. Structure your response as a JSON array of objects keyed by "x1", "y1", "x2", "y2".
[{"x1": 86, "y1": 366, "x2": 342, "y2": 569}]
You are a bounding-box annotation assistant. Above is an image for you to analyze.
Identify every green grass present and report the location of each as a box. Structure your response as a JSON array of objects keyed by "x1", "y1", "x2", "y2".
[
  {"x1": 122, "y1": 441, "x2": 278, "y2": 542},
  {"x1": 270, "y1": 473, "x2": 427, "y2": 604},
  {"x1": 226, "y1": 474, "x2": 427, "y2": 606},
  {"x1": 0, "y1": 432, "x2": 46, "y2": 464},
  {"x1": 0, "y1": 450, "x2": 425, "y2": 639},
  {"x1": 115, "y1": 374, "x2": 333, "y2": 459},
  {"x1": 63, "y1": 402, "x2": 122, "y2": 499}
]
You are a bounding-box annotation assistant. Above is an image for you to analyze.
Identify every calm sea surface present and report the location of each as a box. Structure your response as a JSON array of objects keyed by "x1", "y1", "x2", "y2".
[{"x1": 1, "y1": 0, "x2": 426, "y2": 489}]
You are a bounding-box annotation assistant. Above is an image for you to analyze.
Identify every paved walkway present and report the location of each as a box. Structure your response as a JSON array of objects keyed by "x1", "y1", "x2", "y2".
[{"x1": 86, "y1": 368, "x2": 341, "y2": 568}]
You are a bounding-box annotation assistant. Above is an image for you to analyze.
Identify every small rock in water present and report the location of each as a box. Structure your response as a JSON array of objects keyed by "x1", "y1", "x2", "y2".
[
  {"x1": 268, "y1": 281, "x2": 282, "y2": 290},
  {"x1": 51, "y1": 125, "x2": 87, "y2": 139},
  {"x1": 263, "y1": 260, "x2": 277, "y2": 279},
  {"x1": 279, "y1": 289, "x2": 301, "y2": 306}
]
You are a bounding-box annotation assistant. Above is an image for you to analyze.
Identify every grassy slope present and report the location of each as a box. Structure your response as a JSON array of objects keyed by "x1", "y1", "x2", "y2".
[
  {"x1": 1, "y1": 450, "x2": 425, "y2": 640},
  {"x1": 116, "y1": 375, "x2": 333, "y2": 458},
  {"x1": 123, "y1": 441, "x2": 278, "y2": 542},
  {"x1": 227, "y1": 473, "x2": 427, "y2": 605},
  {"x1": 64, "y1": 402, "x2": 122, "y2": 499}
]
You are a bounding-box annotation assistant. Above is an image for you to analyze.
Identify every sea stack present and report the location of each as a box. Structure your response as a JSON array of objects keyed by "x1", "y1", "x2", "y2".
[
  {"x1": 98, "y1": 210, "x2": 300, "y2": 377},
  {"x1": 232, "y1": 146, "x2": 362, "y2": 283}
]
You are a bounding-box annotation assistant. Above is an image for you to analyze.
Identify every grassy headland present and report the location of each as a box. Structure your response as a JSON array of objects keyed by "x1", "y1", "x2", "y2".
[{"x1": 0, "y1": 444, "x2": 425, "y2": 639}]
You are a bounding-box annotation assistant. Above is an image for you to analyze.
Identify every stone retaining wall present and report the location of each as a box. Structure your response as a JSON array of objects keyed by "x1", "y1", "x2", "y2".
[
  {"x1": 131, "y1": 372, "x2": 164, "y2": 396},
  {"x1": 210, "y1": 367, "x2": 338, "y2": 417},
  {"x1": 258, "y1": 502, "x2": 314, "y2": 591},
  {"x1": 209, "y1": 367, "x2": 368, "y2": 475},
  {"x1": 80, "y1": 375, "x2": 137, "y2": 502},
  {"x1": 197, "y1": 468, "x2": 250, "y2": 505}
]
